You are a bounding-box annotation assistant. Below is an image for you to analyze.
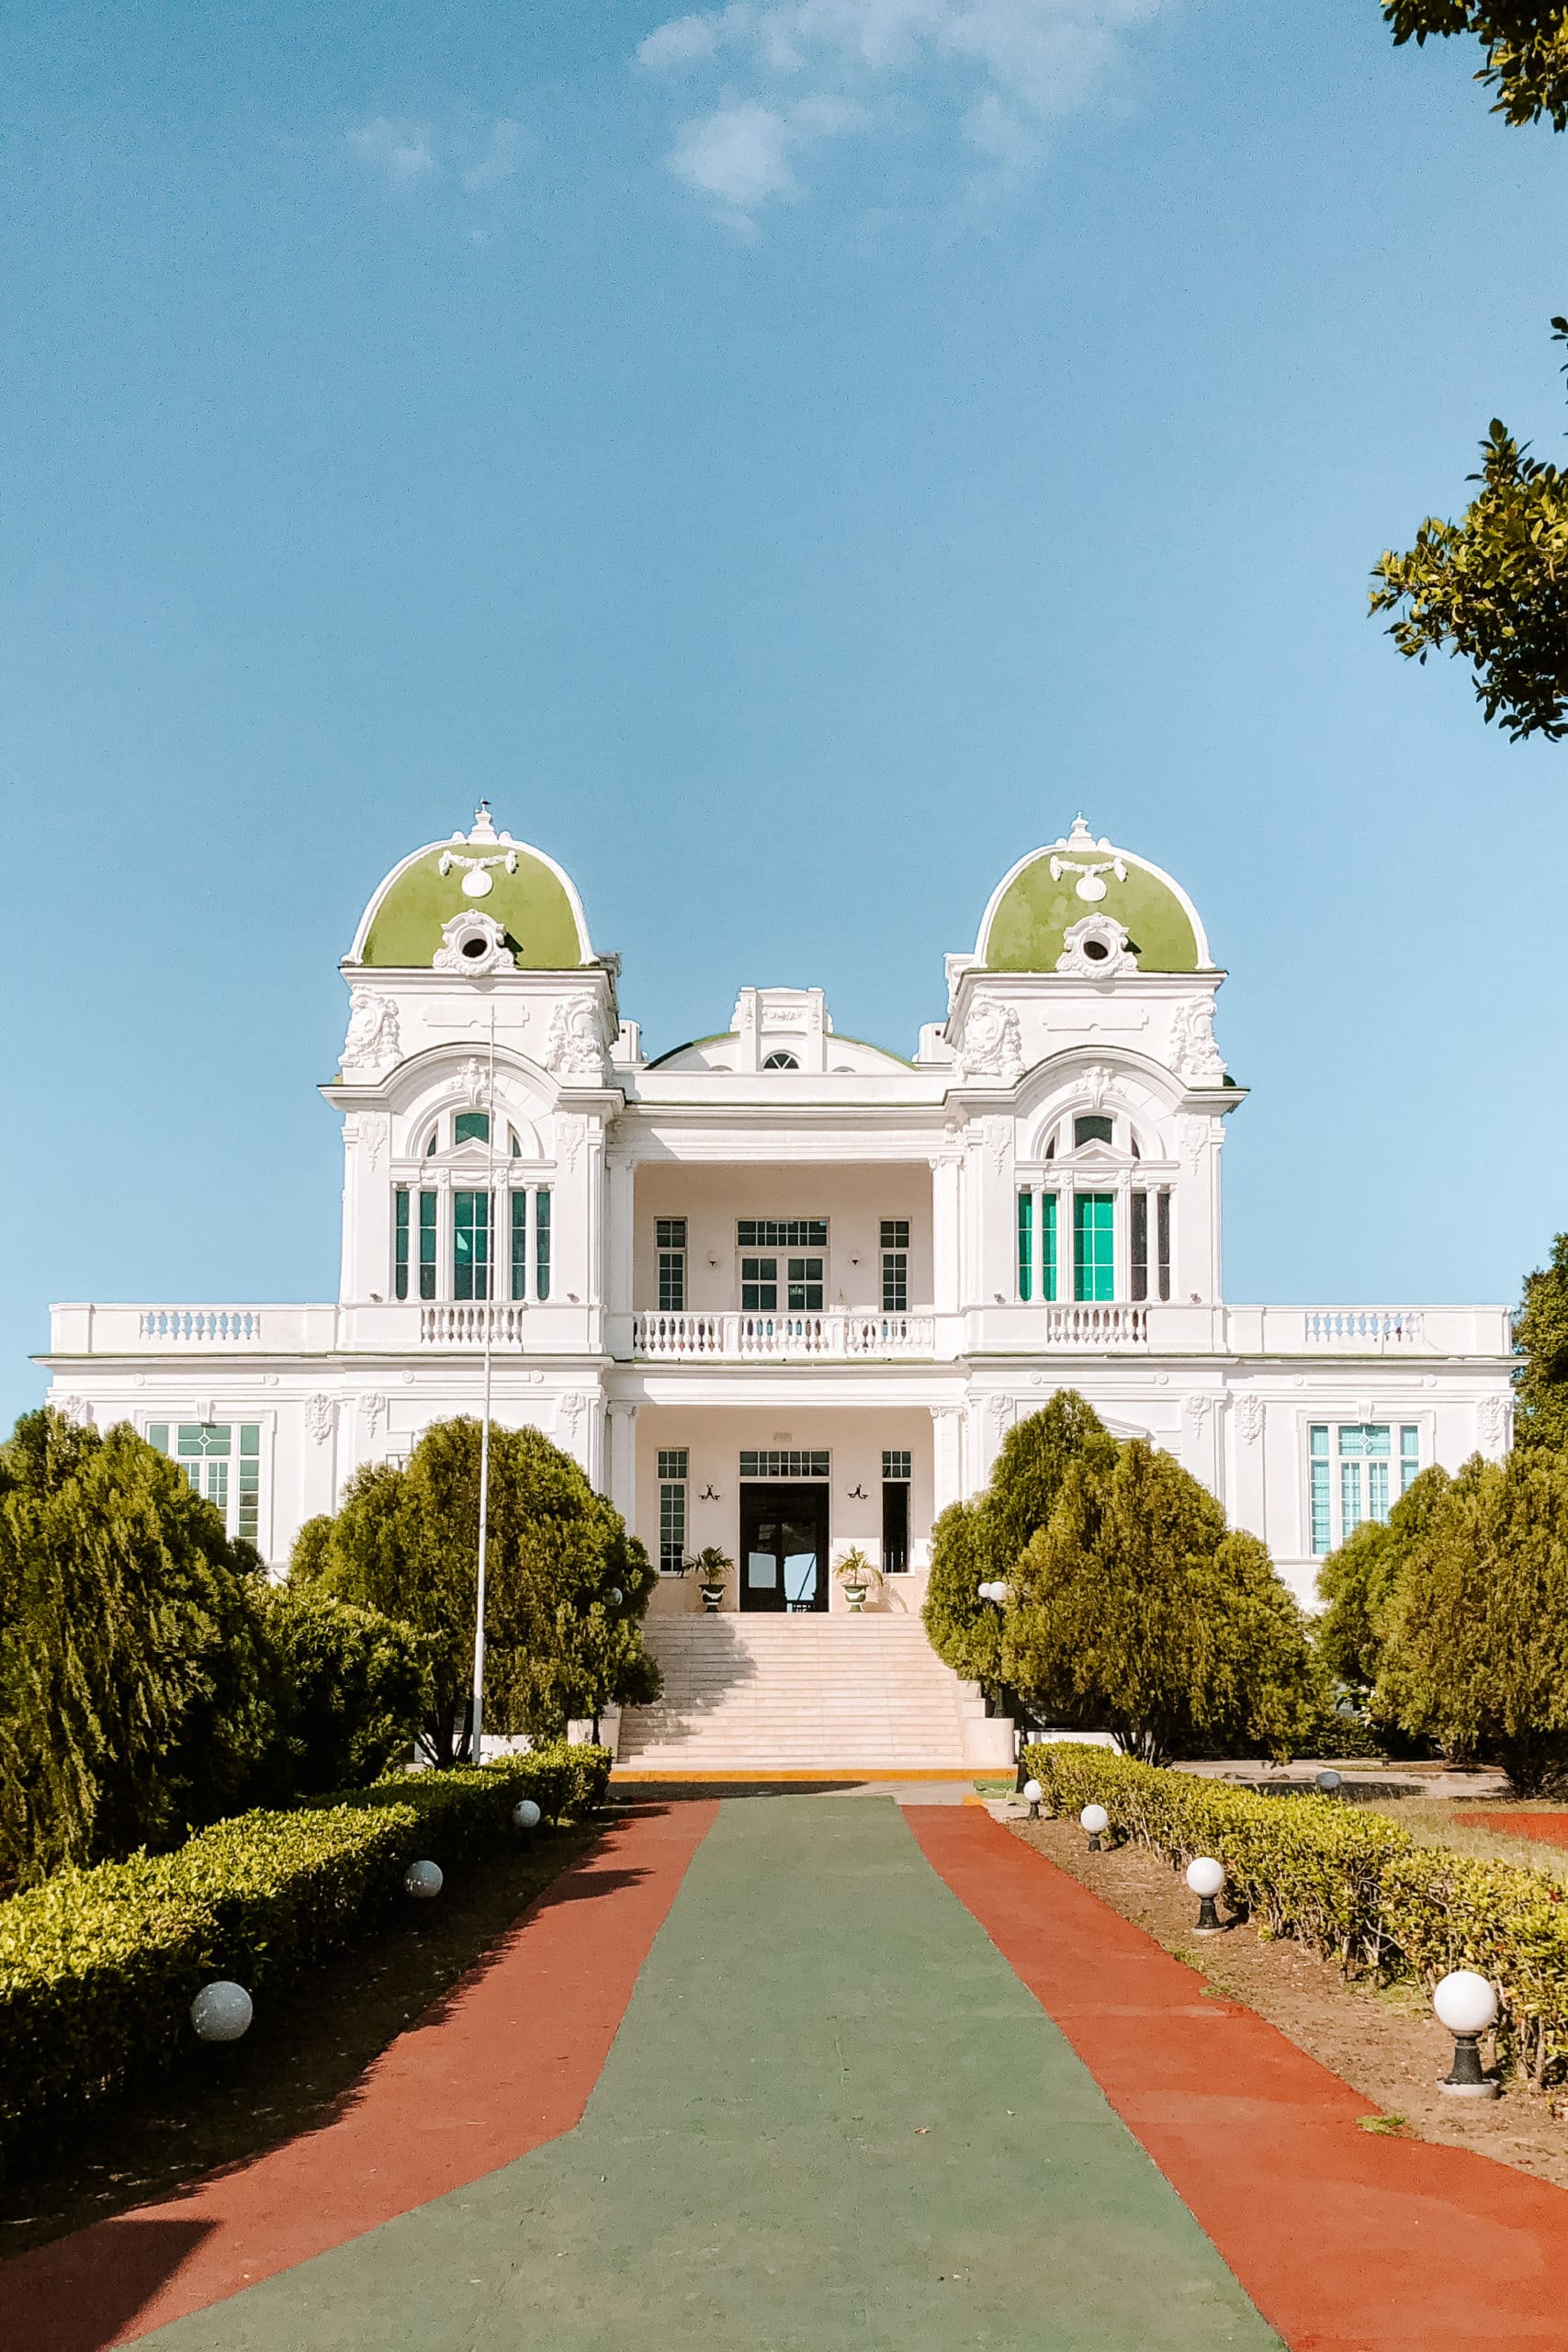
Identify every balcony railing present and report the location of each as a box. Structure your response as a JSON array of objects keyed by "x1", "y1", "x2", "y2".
[
  {"x1": 632, "y1": 1310, "x2": 935, "y2": 1362},
  {"x1": 138, "y1": 1309, "x2": 265, "y2": 1343},
  {"x1": 1042, "y1": 1303, "x2": 1148, "y2": 1347},
  {"x1": 419, "y1": 1302, "x2": 530, "y2": 1345},
  {"x1": 1302, "y1": 1309, "x2": 1424, "y2": 1348}
]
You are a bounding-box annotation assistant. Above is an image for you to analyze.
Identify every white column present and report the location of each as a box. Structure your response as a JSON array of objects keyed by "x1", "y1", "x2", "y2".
[
  {"x1": 606, "y1": 1153, "x2": 637, "y2": 1317},
  {"x1": 931, "y1": 1404, "x2": 964, "y2": 1513},
  {"x1": 1050, "y1": 1183, "x2": 1069, "y2": 1305},
  {"x1": 605, "y1": 1400, "x2": 638, "y2": 1528},
  {"x1": 1113, "y1": 1170, "x2": 1132, "y2": 1304},
  {"x1": 930, "y1": 1153, "x2": 963, "y2": 1318}
]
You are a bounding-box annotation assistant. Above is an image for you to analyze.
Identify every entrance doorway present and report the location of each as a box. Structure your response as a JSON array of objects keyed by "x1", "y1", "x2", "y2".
[{"x1": 739, "y1": 1484, "x2": 829, "y2": 1612}]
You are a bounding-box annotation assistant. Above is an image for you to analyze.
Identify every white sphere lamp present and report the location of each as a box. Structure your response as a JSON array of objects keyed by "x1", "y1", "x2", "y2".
[
  {"x1": 404, "y1": 1859, "x2": 444, "y2": 1901},
  {"x1": 976, "y1": 1580, "x2": 1009, "y2": 1604},
  {"x1": 1080, "y1": 1803, "x2": 1110, "y2": 1851},
  {"x1": 190, "y1": 1980, "x2": 253, "y2": 2043},
  {"x1": 513, "y1": 1796, "x2": 542, "y2": 1845},
  {"x1": 1315, "y1": 1770, "x2": 1343, "y2": 1795},
  {"x1": 1433, "y1": 1971, "x2": 1500, "y2": 2099},
  {"x1": 1186, "y1": 1856, "x2": 1225, "y2": 1935},
  {"x1": 1022, "y1": 1778, "x2": 1043, "y2": 1821}
]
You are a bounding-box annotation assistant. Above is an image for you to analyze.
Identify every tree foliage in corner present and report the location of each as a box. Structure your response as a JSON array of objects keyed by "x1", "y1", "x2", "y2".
[
  {"x1": 1377, "y1": 1449, "x2": 1568, "y2": 1793},
  {"x1": 1381, "y1": 3, "x2": 1568, "y2": 130},
  {"x1": 1514, "y1": 1230, "x2": 1568, "y2": 1451},
  {"x1": 1001, "y1": 1439, "x2": 1321, "y2": 1765},
  {"x1": 1371, "y1": 327, "x2": 1568, "y2": 742},
  {"x1": 921, "y1": 1392, "x2": 1118, "y2": 1686},
  {"x1": 301, "y1": 1417, "x2": 660, "y2": 1762}
]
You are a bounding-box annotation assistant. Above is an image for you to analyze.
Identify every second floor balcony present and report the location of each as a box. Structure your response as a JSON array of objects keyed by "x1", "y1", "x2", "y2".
[{"x1": 630, "y1": 1309, "x2": 935, "y2": 1362}]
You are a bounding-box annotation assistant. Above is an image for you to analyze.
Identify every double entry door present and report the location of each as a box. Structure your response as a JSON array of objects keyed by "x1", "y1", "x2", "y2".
[{"x1": 739, "y1": 1483, "x2": 829, "y2": 1613}]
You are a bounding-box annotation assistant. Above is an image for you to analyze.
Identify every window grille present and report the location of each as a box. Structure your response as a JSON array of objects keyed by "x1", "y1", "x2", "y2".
[
  {"x1": 880, "y1": 1219, "x2": 909, "y2": 1314},
  {"x1": 882, "y1": 1451, "x2": 912, "y2": 1482},
  {"x1": 1074, "y1": 1193, "x2": 1115, "y2": 1302},
  {"x1": 736, "y1": 1220, "x2": 828, "y2": 1249},
  {"x1": 1309, "y1": 1424, "x2": 1421, "y2": 1554},
  {"x1": 658, "y1": 1448, "x2": 689, "y2": 1572},
  {"x1": 148, "y1": 1422, "x2": 261, "y2": 1544},
  {"x1": 739, "y1": 1451, "x2": 829, "y2": 1479}
]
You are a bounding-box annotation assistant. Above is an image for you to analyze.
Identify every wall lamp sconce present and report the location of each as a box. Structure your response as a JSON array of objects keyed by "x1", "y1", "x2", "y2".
[
  {"x1": 700, "y1": 1484, "x2": 721, "y2": 1502},
  {"x1": 847, "y1": 1484, "x2": 866, "y2": 1499}
]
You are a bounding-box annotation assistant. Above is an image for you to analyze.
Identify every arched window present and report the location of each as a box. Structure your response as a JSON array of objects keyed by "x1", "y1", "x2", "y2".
[
  {"x1": 762, "y1": 1050, "x2": 799, "y2": 1070},
  {"x1": 455, "y1": 1111, "x2": 490, "y2": 1146},
  {"x1": 1074, "y1": 1114, "x2": 1114, "y2": 1148}
]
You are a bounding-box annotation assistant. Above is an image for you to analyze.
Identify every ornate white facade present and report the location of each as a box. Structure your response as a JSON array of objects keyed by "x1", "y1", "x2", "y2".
[{"x1": 40, "y1": 808, "x2": 1513, "y2": 1611}]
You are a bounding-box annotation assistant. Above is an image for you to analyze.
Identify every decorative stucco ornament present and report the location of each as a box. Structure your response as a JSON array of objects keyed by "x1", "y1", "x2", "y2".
[
  {"x1": 341, "y1": 989, "x2": 402, "y2": 1078},
  {"x1": 361, "y1": 1392, "x2": 388, "y2": 1438},
  {"x1": 1478, "y1": 1395, "x2": 1508, "y2": 1451},
  {"x1": 304, "y1": 1394, "x2": 335, "y2": 1445},
  {"x1": 1177, "y1": 1114, "x2": 1208, "y2": 1174},
  {"x1": 54, "y1": 1394, "x2": 92, "y2": 1427},
  {"x1": 440, "y1": 1057, "x2": 489, "y2": 1108},
  {"x1": 546, "y1": 1000, "x2": 605, "y2": 1080},
  {"x1": 1184, "y1": 1393, "x2": 1216, "y2": 1434},
  {"x1": 1055, "y1": 914, "x2": 1139, "y2": 978},
  {"x1": 557, "y1": 1392, "x2": 587, "y2": 1442},
  {"x1": 363, "y1": 1114, "x2": 388, "y2": 1170},
  {"x1": 954, "y1": 998, "x2": 1024, "y2": 1085},
  {"x1": 1235, "y1": 1394, "x2": 1265, "y2": 1446},
  {"x1": 987, "y1": 1395, "x2": 1015, "y2": 1439},
  {"x1": 1170, "y1": 995, "x2": 1225, "y2": 1088},
  {"x1": 984, "y1": 1117, "x2": 1010, "y2": 1172},
  {"x1": 1049, "y1": 817, "x2": 1127, "y2": 902},
  {"x1": 433, "y1": 910, "x2": 514, "y2": 977}
]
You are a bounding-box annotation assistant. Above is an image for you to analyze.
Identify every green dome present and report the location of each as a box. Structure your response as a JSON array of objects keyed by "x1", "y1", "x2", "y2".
[
  {"x1": 979, "y1": 819, "x2": 1211, "y2": 974},
  {"x1": 350, "y1": 808, "x2": 593, "y2": 970}
]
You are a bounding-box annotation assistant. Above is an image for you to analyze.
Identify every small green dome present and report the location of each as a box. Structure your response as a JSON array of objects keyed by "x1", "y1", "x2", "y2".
[
  {"x1": 979, "y1": 819, "x2": 1212, "y2": 974},
  {"x1": 350, "y1": 807, "x2": 593, "y2": 970}
]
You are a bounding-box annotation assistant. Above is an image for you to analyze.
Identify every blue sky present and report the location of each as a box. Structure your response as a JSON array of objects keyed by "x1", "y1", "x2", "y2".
[{"x1": 2, "y1": 0, "x2": 1565, "y2": 1427}]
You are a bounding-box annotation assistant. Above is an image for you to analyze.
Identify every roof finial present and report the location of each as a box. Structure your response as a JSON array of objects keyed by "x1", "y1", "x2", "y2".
[
  {"x1": 1066, "y1": 812, "x2": 1095, "y2": 848},
  {"x1": 468, "y1": 799, "x2": 498, "y2": 843}
]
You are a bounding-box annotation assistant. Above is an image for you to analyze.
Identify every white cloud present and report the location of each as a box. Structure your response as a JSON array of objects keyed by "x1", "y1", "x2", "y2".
[
  {"x1": 637, "y1": 0, "x2": 1165, "y2": 215},
  {"x1": 463, "y1": 119, "x2": 527, "y2": 190},
  {"x1": 346, "y1": 117, "x2": 440, "y2": 184}
]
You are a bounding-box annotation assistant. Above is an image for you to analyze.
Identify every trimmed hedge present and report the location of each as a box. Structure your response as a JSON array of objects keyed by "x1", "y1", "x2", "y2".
[
  {"x1": 0, "y1": 1743, "x2": 609, "y2": 2162},
  {"x1": 1024, "y1": 1742, "x2": 1568, "y2": 2087}
]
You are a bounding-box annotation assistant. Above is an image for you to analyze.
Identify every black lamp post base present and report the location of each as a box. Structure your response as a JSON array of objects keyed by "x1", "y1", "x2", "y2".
[
  {"x1": 1439, "y1": 2032, "x2": 1501, "y2": 2099},
  {"x1": 1087, "y1": 1832, "x2": 1102, "y2": 1851},
  {"x1": 1193, "y1": 1894, "x2": 1223, "y2": 1935}
]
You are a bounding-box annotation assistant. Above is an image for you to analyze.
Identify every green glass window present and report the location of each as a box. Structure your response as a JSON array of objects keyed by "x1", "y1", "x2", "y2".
[
  {"x1": 1074, "y1": 1114, "x2": 1114, "y2": 1148},
  {"x1": 741, "y1": 1256, "x2": 777, "y2": 1311},
  {"x1": 395, "y1": 1189, "x2": 411, "y2": 1300},
  {"x1": 1131, "y1": 1190, "x2": 1148, "y2": 1301},
  {"x1": 657, "y1": 1450, "x2": 688, "y2": 1573},
  {"x1": 880, "y1": 1218, "x2": 908, "y2": 1314},
  {"x1": 1074, "y1": 1193, "x2": 1115, "y2": 1302},
  {"x1": 455, "y1": 1111, "x2": 490, "y2": 1146},
  {"x1": 454, "y1": 1191, "x2": 491, "y2": 1301},
  {"x1": 1042, "y1": 1192, "x2": 1057, "y2": 1301},
  {"x1": 1017, "y1": 1191, "x2": 1033, "y2": 1302},
  {"x1": 418, "y1": 1190, "x2": 437, "y2": 1300},
  {"x1": 1156, "y1": 1189, "x2": 1171, "y2": 1302},
  {"x1": 787, "y1": 1256, "x2": 824, "y2": 1311},
  {"x1": 148, "y1": 1421, "x2": 169, "y2": 1453},
  {"x1": 1400, "y1": 1425, "x2": 1420, "y2": 1494},
  {"x1": 534, "y1": 1188, "x2": 551, "y2": 1301},
  {"x1": 1309, "y1": 1425, "x2": 1331, "y2": 1555},
  {"x1": 238, "y1": 1425, "x2": 261, "y2": 1545},
  {"x1": 512, "y1": 1189, "x2": 528, "y2": 1301},
  {"x1": 175, "y1": 1423, "x2": 231, "y2": 1515}
]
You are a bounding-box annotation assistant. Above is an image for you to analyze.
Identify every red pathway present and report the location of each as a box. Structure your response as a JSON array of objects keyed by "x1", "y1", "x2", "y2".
[
  {"x1": 1467, "y1": 1811, "x2": 1568, "y2": 1852},
  {"x1": 0, "y1": 1801, "x2": 716, "y2": 2352},
  {"x1": 908, "y1": 1805, "x2": 1568, "y2": 2352}
]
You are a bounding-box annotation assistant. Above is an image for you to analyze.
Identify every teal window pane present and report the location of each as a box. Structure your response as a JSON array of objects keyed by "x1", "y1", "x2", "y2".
[
  {"x1": 1400, "y1": 1425, "x2": 1420, "y2": 1493},
  {"x1": 455, "y1": 1111, "x2": 490, "y2": 1145},
  {"x1": 512, "y1": 1190, "x2": 528, "y2": 1301},
  {"x1": 1368, "y1": 1459, "x2": 1390, "y2": 1523},
  {"x1": 1309, "y1": 1424, "x2": 1329, "y2": 1458},
  {"x1": 240, "y1": 1424, "x2": 260, "y2": 1457},
  {"x1": 1017, "y1": 1191, "x2": 1032, "y2": 1302},
  {"x1": 1043, "y1": 1193, "x2": 1057, "y2": 1302},
  {"x1": 178, "y1": 1424, "x2": 230, "y2": 1456},
  {"x1": 1074, "y1": 1193, "x2": 1115, "y2": 1303},
  {"x1": 395, "y1": 1189, "x2": 411, "y2": 1301},
  {"x1": 1074, "y1": 1114, "x2": 1113, "y2": 1148},
  {"x1": 1341, "y1": 1459, "x2": 1363, "y2": 1536},
  {"x1": 419, "y1": 1191, "x2": 437, "y2": 1301},
  {"x1": 454, "y1": 1191, "x2": 491, "y2": 1301},
  {"x1": 238, "y1": 1449, "x2": 260, "y2": 1544},
  {"x1": 535, "y1": 1188, "x2": 551, "y2": 1301},
  {"x1": 148, "y1": 1422, "x2": 169, "y2": 1454},
  {"x1": 1309, "y1": 1457, "x2": 1331, "y2": 1554},
  {"x1": 1364, "y1": 1425, "x2": 1391, "y2": 1456}
]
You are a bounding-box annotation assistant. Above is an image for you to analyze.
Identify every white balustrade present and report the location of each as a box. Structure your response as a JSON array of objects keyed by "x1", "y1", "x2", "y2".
[
  {"x1": 419, "y1": 1302, "x2": 529, "y2": 1345},
  {"x1": 138, "y1": 1308, "x2": 264, "y2": 1343},
  {"x1": 1042, "y1": 1303, "x2": 1149, "y2": 1347},
  {"x1": 1303, "y1": 1309, "x2": 1425, "y2": 1348},
  {"x1": 632, "y1": 1310, "x2": 935, "y2": 1361}
]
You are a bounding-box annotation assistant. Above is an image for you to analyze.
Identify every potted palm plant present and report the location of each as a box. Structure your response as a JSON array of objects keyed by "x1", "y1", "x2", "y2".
[
  {"x1": 832, "y1": 1545, "x2": 882, "y2": 1613},
  {"x1": 687, "y1": 1545, "x2": 732, "y2": 1612}
]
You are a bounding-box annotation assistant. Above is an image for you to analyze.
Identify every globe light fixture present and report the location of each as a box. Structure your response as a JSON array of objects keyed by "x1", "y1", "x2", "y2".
[
  {"x1": 1315, "y1": 1770, "x2": 1343, "y2": 1795},
  {"x1": 404, "y1": 1859, "x2": 444, "y2": 1900},
  {"x1": 1022, "y1": 1778, "x2": 1043, "y2": 1821},
  {"x1": 1080, "y1": 1803, "x2": 1110, "y2": 1852},
  {"x1": 1432, "y1": 1970, "x2": 1501, "y2": 2099},
  {"x1": 607, "y1": 1587, "x2": 623, "y2": 1606},
  {"x1": 1186, "y1": 1856, "x2": 1225, "y2": 1935},
  {"x1": 976, "y1": 1580, "x2": 1009, "y2": 1604},
  {"x1": 190, "y1": 1980, "x2": 253, "y2": 2043},
  {"x1": 513, "y1": 1796, "x2": 541, "y2": 1848}
]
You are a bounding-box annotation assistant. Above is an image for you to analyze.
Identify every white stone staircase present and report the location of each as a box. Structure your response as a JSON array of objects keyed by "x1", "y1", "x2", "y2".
[{"x1": 617, "y1": 1614, "x2": 1010, "y2": 1774}]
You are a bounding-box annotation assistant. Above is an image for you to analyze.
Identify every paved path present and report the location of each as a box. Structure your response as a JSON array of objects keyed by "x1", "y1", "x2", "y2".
[{"x1": 9, "y1": 1795, "x2": 1568, "y2": 2351}]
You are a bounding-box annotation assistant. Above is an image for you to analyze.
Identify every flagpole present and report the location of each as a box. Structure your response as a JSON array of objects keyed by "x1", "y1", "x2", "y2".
[{"x1": 472, "y1": 998, "x2": 497, "y2": 1763}]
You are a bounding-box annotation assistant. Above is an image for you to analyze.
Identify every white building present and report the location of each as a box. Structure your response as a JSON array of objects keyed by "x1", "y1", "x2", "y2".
[{"x1": 40, "y1": 807, "x2": 1513, "y2": 1769}]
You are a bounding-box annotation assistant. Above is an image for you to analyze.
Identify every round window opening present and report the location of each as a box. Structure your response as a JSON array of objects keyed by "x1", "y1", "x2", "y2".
[
  {"x1": 1082, "y1": 938, "x2": 1111, "y2": 963},
  {"x1": 460, "y1": 934, "x2": 489, "y2": 959},
  {"x1": 761, "y1": 1050, "x2": 799, "y2": 1070}
]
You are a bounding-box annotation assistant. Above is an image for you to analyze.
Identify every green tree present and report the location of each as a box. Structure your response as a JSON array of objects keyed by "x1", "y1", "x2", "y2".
[
  {"x1": 0, "y1": 1410, "x2": 283, "y2": 1884},
  {"x1": 1001, "y1": 1439, "x2": 1321, "y2": 1764},
  {"x1": 264, "y1": 1588, "x2": 434, "y2": 1792},
  {"x1": 922, "y1": 1392, "x2": 1117, "y2": 1683},
  {"x1": 1315, "y1": 1463, "x2": 1453, "y2": 1694},
  {"x1": 310, "y1": 1418, "x2": 660, "y2": 1762},
  {"x1": 1377, "y1": 1449, "x2": 1568, "y2": 1792},
  {"x1": 1515, "y1": 1231, "x2": 1568, "y2": 1451},
  {"x1": 1380, "y1": 4, "x2": 1568, "y2": 130}
]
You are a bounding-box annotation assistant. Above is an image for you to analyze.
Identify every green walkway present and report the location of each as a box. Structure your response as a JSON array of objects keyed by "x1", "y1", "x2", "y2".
[{"x1": 141, "y1": 1799, "x2": 1281, "y2": 2349}]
